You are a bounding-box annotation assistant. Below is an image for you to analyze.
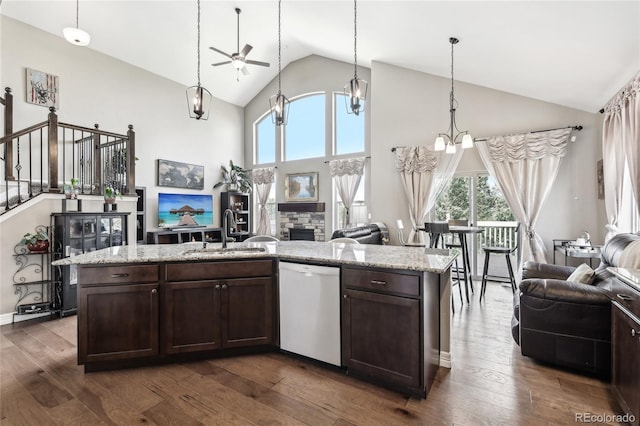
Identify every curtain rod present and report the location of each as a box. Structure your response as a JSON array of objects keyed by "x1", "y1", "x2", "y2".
[
  {"x1": 323, "y1": 155, "x2": 371, "y2": 163},
  {"x1": 473, "y1": 125, "x2": 583, "y2": 143}
]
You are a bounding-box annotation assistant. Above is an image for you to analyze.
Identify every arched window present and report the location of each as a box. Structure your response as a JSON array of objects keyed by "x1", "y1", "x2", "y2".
[
  {"x1": 254, "y1": 113, "x2": 276, "y2": 165},
  {"x1": 334, "y1": 93, "x2": 365, "y2": 155},
  {"x1": 284, "y1": 93, "x2": 325, "y2": 161}
]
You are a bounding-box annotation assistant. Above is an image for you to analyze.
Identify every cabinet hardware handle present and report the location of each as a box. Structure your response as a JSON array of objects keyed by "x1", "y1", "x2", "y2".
[
  {"x1": 617, "y1": 294, "x2": 633, "y2": 301},
  {"x1": 215, "y1": 284, "x2": 221, "y2": 289},
  {"x1": 633, "y1": 329, "x2": 637, "y2": 337},
  {"x1": 111, "y1": 273, "x2": 129, "y2": 278},
  {"x1": 222, "y1": 284, "x2": 228, "y2": 290},
  {"x1": 370, "y1": 280, "x2": 386, "y2": 285},
  {"x1": 343, "y1": 294, "x2": 348, "y2": 299},
  {"x1": 151, "y1": 289, "x2": 157, "y2": 294}
]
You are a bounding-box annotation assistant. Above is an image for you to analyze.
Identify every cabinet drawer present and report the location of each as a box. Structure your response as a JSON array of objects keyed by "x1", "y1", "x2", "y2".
[
  {"x1": 79, "y1": 264, "x2": 159, "y2": 285},
  {"x1": 166, "y1": 260, "x2": 273, "y2": 281},
  {"x1": 342, "y1": 267, "x2": 420, "y2": 297},
  {"x1": 612, "y1": 278, "x2": 640, "y2": 317}
]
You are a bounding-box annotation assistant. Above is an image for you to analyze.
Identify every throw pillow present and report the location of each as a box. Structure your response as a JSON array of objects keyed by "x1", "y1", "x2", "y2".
[{"x1": 567, "y1": 263, "x2": 596, "y2": 285}]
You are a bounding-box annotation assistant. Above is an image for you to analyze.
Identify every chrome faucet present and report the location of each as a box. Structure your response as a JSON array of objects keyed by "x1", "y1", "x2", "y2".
[{"x1": 222, "y1": 208, "x2": 236, "y2": 249}]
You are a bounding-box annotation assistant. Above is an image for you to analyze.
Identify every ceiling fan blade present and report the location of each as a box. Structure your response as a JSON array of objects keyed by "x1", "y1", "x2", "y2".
[
  {"x1": 209, "y1": 46, "x2": 232, "y2": 59},
  {"x1": 212, "y1": 61, "x2": 232, "y2": 66},
  {"x1": 246, "y1": 60, "x2": 271, "y2": 67},
  {"x1": 240, "y1": 44, "x2": 253, "y2": 58},
  {"x1": 241, "y1": 66, "x2": 250, "y2": 76}
]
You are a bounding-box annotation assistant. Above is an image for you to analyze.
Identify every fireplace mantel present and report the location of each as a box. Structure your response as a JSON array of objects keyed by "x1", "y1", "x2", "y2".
[{"x1": 277, "y1": 203, "x2": 325, "y2": 213}]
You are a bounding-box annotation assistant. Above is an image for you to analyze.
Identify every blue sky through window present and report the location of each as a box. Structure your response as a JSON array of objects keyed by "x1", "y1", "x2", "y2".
[
  {"x1": 335, "y1": 94, "x2": 365, "y2": 155},
  {"x1": 256, "y1": 116, "x2": 275, "y2": 164},
  {"x1": 285, "y1": 94, "x2": 325, "y2": 161}
]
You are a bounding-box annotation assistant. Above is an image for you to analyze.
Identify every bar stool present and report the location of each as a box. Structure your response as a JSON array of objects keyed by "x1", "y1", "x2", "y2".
[
  {"x1": 425, "y1": 222, "x2": 464, "y2": 309},
  {"x1": 480, "y1": 246, "x2": 517, "y2": 301}
]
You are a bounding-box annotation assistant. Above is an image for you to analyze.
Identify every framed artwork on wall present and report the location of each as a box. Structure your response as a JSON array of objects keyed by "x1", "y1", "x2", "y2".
[
  {"x1": 26, "y1": 68, "x2": 59, "y2": 109},
  {"x1": 285, "y1": 172, "x2": 318, "y2": 202},
  {"x1": 157, "y1": 159, "x2": 204, "y2": 190}
]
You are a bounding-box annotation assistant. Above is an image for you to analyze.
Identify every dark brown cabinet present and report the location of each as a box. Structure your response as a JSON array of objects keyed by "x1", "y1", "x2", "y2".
[
  {"x1": 612, "y1": 274, "x2": 640, "y2": 425},
  {"x1": 341, "y1": 266, "x2": 440, "y2": 398},
  {"x1": 77, "y1": 264, "x2": 159, "y2": 365},
  {"x1": 164, "y1": 261, "x2": 275, "y2": 354}
]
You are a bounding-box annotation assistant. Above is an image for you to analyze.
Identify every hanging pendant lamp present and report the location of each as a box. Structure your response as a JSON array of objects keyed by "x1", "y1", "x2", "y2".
[
  {"x1": 186, "y1": 0, "x2": 212, "y2": 120},
  {"x1": 344, "y1": 0, "x2": 367, "y2": 115},
  {"x1": 434, "y1": 37, "x2": 473, "y2": 154},
  {"x1": 269, "y1": 0, "x2": 289, "y2": 126},
  {"x1": 63, "y1": 0, "x2": 91, "y2": 46}
]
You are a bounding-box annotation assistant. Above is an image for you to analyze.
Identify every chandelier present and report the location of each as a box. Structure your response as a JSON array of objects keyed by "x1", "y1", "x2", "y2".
[
  {"x1": 343, "y1": 0, "x2": 368, "y2": 115},
  {"x1": 63, "y1": 0, "x2": 90, "y2": 46},
  {"x1": 186, "y1": 0, "x2": 213, "y2": 120},
  {"x1": 269, "y1": 0, "x2": 290, "y2": 126},
  {"x1": 434, "y1": 37, "x2": 473, "y2": 154}
]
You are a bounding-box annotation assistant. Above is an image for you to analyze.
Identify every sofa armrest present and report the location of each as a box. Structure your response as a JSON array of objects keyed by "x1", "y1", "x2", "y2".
[
  {"x1": 519, "y1": 278, "x2": 611, "y2": 305},
  {"x1": 522, "y1": 261, "x2": 575, "y2": 280}
]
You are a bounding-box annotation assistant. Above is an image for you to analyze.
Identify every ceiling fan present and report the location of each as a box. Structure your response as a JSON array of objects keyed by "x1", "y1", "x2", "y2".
[{"x1": 210, "y1": 8, "x2": 270, "y2": 77}]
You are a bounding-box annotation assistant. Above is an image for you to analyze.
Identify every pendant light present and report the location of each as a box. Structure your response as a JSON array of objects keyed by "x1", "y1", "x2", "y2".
[
  {"x1": 63, "y1": 0, "x2": 91, "y2": 46},
  {"x1": 186, "y1": 0, "x2": 212, "y2": 120},
  {"x1": 434, "y1": 37, "x2": 473, "y2": 154},
  {"x1": 269, "y1": 0, "x2": 289, "y2": 126},
  {"x1": 344, "y1": 0, "x2": 368, "y2": 115}
]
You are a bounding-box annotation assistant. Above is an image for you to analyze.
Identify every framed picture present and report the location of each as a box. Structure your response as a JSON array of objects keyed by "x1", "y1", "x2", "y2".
[
  {"x1": 26, "y1": 68, "x2": 59, "y2": 109},
  {"x1": 157, "y1": 159, "x2": 204, "y2": 190},
  {"x1": 285, "y1": 172, "x2": 318, "y2": 202}
]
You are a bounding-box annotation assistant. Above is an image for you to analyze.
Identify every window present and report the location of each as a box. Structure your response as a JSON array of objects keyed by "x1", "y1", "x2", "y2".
[
  {"x1": 334, "y1": 172, "x2": 367, "y2": 230},
  {"x1": 334, "y1": 93, "x2": 365, "y2": 155},
  {"x1": 254, "y1": 114, "x2": 276, "y2": 165},
  {"x1": 284, "y1": 93, "x2": 325, "y2": 161},
  {"x1": 619, "y1": 164, "x2": 640, "y2": 232}
]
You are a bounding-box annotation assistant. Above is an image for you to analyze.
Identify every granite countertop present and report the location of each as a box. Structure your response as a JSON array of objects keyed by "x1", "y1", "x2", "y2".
[
  {"x1": 608, "y1": 267, "x2": 640, "y2": 293},
  {"x1": 51, "y1": 241, "x2": 458, "y2": 273}
]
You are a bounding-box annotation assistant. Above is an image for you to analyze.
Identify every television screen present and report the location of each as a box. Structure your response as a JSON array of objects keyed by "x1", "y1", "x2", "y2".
[{"x1": 158, "y1": 193, "x2": 213, "y2": 228}]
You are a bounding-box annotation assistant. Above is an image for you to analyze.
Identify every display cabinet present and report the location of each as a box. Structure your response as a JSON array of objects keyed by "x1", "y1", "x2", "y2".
[
  {"x1": 51, "y1": 212, "x2": 128, "y2": 316},
  {"x1": 220, "y1": 191, "x2": 250, "y2": 242},
  {"x1": 135, "y1": 186, "x2": 146, "y2": 243}
]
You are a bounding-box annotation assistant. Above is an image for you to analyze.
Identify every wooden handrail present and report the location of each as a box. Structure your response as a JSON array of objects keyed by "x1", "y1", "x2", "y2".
[
  {"x1": 0, "y1": 121, "x2": 48, "y2": 145},
  {"x1": 58, "y1": 122, "x2": 127, "y2": 139}
]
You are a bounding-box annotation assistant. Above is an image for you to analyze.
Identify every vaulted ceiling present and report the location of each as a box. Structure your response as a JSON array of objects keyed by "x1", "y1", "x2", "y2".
[{"x1": 2, "y1": 1, "x2": 639, "y2": 112}]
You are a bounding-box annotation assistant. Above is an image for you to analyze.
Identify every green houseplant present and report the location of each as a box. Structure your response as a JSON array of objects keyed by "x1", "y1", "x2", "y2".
[
  {"x1": 21, "y1": 230, "x2": 49, "y2": 253},
  {"x1": 104, "y1": 185, "x2": 122, "y2": 204},
  {"x1": 63, "y1": 177, "x2": 80, "y2": 199},
  {"x1": 213, "y1": 160, "x2": 252, "y2": 193}
]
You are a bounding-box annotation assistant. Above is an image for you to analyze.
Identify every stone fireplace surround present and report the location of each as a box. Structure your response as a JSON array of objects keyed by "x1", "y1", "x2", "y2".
[{"x1": 277, "y1": 203, "x2": 326, "y2": 241}]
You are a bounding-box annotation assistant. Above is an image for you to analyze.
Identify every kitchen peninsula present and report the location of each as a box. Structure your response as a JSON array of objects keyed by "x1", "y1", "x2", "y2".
[{"x1": 53, "y1": 241, "x2": 456, "y2": 398}]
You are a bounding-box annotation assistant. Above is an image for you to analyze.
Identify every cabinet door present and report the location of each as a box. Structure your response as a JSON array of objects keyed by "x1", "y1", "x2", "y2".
[
  {"x1": 342, "y1": 288, "x2": 421, "y2": 389},
  {"x1": 164, "y1": 281, "x2": 222, "y2": 354},
  {"x1": 222, "y1": 278, "x2": 273, "y2": 348},
  {"x1": 78, "y1": 283, "x2": 159, "y2": 364},
  {"x1": 612, "y1": 303, "x2": 640, "y2": 425}
]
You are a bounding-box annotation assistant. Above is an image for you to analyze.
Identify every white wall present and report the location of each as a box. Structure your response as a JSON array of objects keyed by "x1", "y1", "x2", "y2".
[
  {"x1": 243, "y1": 55, "x2": 372, "y2": 238},
  {"x1": 0, "y1": 16, "x2": 244, "y2": 319},
  {"x1": 370, "y1": 61, "x2": 605, "y2": 256}
]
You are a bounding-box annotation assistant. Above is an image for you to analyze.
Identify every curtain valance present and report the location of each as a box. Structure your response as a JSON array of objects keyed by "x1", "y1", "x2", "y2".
[
  {"x1": 486, "y1": 128, "x2": 572, "y2": 162},
  {"x1": 329, "y1": 157, "x2": 365, "y2": 177},
  {"x1": 603, "y1": 71, "x2": 640, "y2": 116},
  {"x1": 252, "y1": 167, "x2": 275, "y2": 185},
  {"x1": 394, "y1": 146, "x2": 438, "y2": 173}
]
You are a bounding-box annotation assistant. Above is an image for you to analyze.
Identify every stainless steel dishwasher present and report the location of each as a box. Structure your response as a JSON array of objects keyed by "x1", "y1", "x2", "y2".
[{"x1": 278, "y1": 261, "x2": 341, "y2": 366}]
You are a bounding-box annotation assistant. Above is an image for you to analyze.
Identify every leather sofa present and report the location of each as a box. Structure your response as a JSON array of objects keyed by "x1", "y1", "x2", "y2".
[
  {"x1": 330, "y1": 222, "x2": 389, "y2": 245},
  {"x1": 512, "y1": 232, "x2": 640, "y2": 378}
]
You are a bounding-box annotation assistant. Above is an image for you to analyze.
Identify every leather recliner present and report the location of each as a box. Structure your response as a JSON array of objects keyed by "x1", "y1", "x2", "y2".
[
  {"x1": 330, "y1": 222, "x2": 389, "y2": 245},
  {"x1": 512, "y1": 232, "x2": 640, "y2": 378}
]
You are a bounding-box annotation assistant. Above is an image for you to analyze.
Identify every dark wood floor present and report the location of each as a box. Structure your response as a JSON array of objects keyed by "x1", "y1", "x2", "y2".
[{"x1": 1, "y1": 282, "x2": 621, "y2": 425}]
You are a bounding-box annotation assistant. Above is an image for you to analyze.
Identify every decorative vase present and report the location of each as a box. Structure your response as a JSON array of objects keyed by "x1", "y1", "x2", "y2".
[
  {"x1": 27, "y1": 240, "x2": 49, "y2": 253},
  {"x1": 104, "y1": 196, "x2": 116, "y2": 204},
  {"x1": 64, "y1": 185, "x2": 77, "y2": 199}
]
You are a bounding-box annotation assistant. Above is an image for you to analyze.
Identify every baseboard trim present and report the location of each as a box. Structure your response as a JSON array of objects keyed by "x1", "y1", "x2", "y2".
[
  {"x1": 0, "y1": 311, "x2": 51, "y2": 325},
  {"x1": 439, "y1": 351, "x2": 452, "y2": 368}
]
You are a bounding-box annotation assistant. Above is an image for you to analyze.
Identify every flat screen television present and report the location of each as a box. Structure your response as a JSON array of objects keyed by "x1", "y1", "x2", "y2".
[{"x1": 158, "y1": 192, "x2": 213, "y2": 228}]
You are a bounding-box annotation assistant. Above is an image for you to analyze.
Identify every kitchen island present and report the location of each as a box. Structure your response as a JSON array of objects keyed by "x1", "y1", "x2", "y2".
[{"x1": 53, "y1": 240, "x2": 456, "y2": 398}]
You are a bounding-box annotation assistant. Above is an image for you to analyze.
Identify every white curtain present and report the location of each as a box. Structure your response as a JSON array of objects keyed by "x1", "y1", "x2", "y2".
[
  {"x1": 395, "y1": 146, "x2": 438, "y2": 244},
  {"x1": 425, "y1": 149, "x2": 464, "y2": 215},
  {"x1": 602, "y1": 71, "x2": 640, "y2": 240},
  {"x1": 477, "y1": 128, "x2": 572, "y2": 263},
  {"x1": 329, "y1": 157, "x2": 365, "y2": 228},
  {"x1": 253, "y1": 167, "x2": 275, "y2": 235}
]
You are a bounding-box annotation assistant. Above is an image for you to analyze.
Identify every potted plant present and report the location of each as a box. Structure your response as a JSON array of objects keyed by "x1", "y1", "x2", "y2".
[
  {"x1": 21, "y1": 230, "x2": 49, "y2": 253},
  {"x1": 63, "y1": 177, "x2": 80, "y2": 199},
  {"x1": 213, "y1": 160, "x2": 252, "y2": 193},
  {"x1": 104, "y1": 185, "x2": 121, "y2": 204}
]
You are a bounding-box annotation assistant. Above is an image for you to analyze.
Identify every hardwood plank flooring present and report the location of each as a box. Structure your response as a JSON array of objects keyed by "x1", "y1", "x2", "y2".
[{"x1": 1, "y1": 282, "x2": 623, "y2": 425}]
